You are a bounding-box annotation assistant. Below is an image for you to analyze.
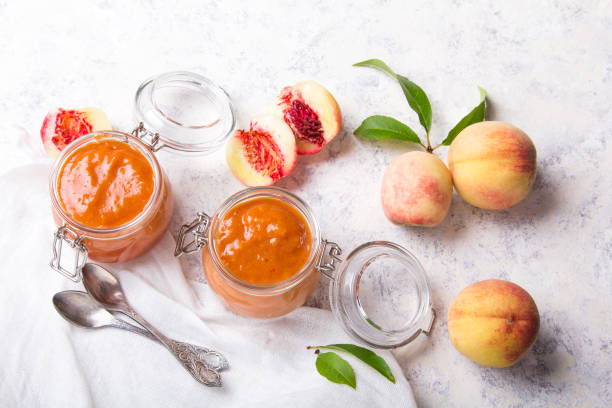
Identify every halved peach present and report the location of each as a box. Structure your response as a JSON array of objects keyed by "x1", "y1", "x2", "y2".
[
  {"x1": 226, "y1": 114, "x2": 297, "y2": 186},
  {"x1": 40, "y1": 107, "x2": 111, "y2": 158},
  {"x1": 271, "y1": 80, "x2": 342, "y2": 155}
]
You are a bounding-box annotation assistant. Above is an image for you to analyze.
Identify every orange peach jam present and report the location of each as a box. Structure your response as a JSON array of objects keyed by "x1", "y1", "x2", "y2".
[
  {"x1": 58, "y1": 139, "x2": 154, "y2": 229},
  {"x1": 216, "y1": 197, "x2": 312, "y2": 285}
]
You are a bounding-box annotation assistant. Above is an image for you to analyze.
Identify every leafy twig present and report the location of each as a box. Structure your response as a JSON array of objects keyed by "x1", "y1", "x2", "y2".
[{"x1": 353, "y1": 58, "x2": 487, "y2": 152}]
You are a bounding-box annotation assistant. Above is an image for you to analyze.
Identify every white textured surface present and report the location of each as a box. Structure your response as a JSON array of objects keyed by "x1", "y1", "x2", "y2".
[{"x1": 1, "y1": 0, "x2": 611, "y2": 406}]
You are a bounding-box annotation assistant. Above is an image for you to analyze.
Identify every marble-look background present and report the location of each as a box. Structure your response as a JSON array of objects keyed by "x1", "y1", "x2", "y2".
[{"x1": 1, "y1": 0, "x2": 611, "y2": 406}]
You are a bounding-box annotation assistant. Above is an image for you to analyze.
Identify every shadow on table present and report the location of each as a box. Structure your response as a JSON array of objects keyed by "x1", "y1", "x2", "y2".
[
  {"x1": 506, "y1": 321, "x2": 571, "y2": 386},
  {"x1": 478, "y1": 316, "x2": 573, "y2": 397},
  {"x1": 407, "y1": 159, "x2": 560, "y2": 246}
]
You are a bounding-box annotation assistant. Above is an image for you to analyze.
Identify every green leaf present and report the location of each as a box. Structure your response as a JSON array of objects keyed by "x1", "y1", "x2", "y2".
[
  {"x1": 317, "y1": 344, "x2": 396, "y2": 384},
  {"x1": 396, "y1": 75, "x2": 433, "y2": 133},
  {"x1": 441, "y1": 87, "x2": 487, "y2": 146},
  {"x1": 353, "y1": 59, "x2": 397, "y2": 78},
  {"x1": 354, "y1": 115, "x2": 422, "y2": 145},
  {"x1": 315, "y1": 352, "x2": 356, "y2": 389},
  {"x1": 353, "y1": 58, "x2": 433, "y2": 133}
]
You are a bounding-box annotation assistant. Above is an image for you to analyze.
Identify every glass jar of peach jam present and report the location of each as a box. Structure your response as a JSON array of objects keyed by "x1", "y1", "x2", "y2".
[
  {"x1": 190, "y1": 188, "x2": 322, "y2": 319},
  {"x1": 177, "y1": 187, "x2": 435, "y2": 348},
  {"x1": 50, "y1": 131, "x2": 173, "y2": 278},
  {"x1": 50, "y1": 71, "x2": 235, "y2": 281}
]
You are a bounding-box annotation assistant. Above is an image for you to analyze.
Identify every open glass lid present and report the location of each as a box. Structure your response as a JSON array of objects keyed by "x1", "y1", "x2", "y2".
[
  {"x1": 327, "y1": 241, "x2": 435, "y2": 349},
  {"x1": 134, "y1": 71, "x2": 236, "y2": 154}
]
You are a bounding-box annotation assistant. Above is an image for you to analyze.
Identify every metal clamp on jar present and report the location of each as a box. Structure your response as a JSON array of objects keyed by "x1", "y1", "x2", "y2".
[
  {"x1": 49, "y1": 71, "x2": 236, "y2": 281},
  {"x1": 176, "y1": 187, "x2": 435, "y2": 349}
]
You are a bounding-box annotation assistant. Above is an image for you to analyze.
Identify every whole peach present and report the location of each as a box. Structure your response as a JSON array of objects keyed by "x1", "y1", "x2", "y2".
[
  {"x1": 447, "y1": 279, "x2": 540, "y2": 368},
  {"x1": 381, "y1": 151, "x2": 453, "y2": 227},
  {"x1": 448, "y1": 121, "x2": 536, "y2": 210}
]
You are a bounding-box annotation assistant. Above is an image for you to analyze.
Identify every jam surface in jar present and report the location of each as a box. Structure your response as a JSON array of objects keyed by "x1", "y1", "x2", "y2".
[
  {"x1": 216, "y1": 197, "x2": 312, "y2": 285},
  {"x1": 58, "y1": 138, "x2": 155, "y2": 229}
]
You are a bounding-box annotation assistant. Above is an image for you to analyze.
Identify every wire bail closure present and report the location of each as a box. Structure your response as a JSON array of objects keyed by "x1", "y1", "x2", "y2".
[
  {"x1": 50, "y1": 226, "x2": 88, "y2": 282},
  {"x1": 132, "y1": 122, "x2": 166, "y2": 152},
  {"x1": 316, "y1": 240, "x2": 343, "y2": 280},
  {"x1": 174, "y1": 212, "x2": 211, "y2": 257}
]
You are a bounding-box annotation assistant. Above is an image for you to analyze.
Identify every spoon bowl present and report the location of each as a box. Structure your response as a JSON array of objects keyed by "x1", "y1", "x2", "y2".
[
  {"x1": 82, "y1": 263, "x2": 128, "y2": 312},
  {"x1": 53, "y1": 290, "x2": 118, "y2": 329}
]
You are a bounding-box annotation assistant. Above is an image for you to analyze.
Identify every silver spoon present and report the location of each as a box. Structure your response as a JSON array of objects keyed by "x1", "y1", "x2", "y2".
[
  {"x1": 82, "y1": 263, "x2": 228, "y2": 387},
  {"x1": 53, "y1": 290, "x2": 156, "y2": 340}
]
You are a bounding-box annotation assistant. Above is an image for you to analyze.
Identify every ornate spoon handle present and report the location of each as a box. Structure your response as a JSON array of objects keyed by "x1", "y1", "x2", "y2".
[
  {"x1": 114, "y1": 315, "x2": 229, "y2": 371},
  {"x1": 187, "y1": 344, "x2": 230, "y2": 371},
  {"x1": 124, "y1": 306, "x2": 225, "y2": 387}
]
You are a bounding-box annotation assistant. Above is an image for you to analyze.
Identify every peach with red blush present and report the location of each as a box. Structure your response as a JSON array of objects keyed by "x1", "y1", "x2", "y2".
[
  {"x1": 381, "y1": 151, "x2": 453, "y2": 227},
  {"x1": 448, "y1": 121, "x2": 536, "y2": 210}
]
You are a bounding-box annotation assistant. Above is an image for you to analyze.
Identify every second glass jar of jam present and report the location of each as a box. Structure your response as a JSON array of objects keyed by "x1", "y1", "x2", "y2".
[{"x1": 177, "y1": 188, "x2": 323, "y2": 318}]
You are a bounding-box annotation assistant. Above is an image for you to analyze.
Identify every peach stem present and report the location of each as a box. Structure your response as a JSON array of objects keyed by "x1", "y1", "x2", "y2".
[{"x1": 426, "y1": 132, "x2": 433, "y2": 152}]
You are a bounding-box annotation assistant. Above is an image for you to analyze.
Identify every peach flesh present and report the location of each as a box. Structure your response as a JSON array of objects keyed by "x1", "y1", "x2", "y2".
[
  {"x1": 40, "y1": 107, "x2": 111, "y2": 159},
  {"x1": 447, "y1": 279, "x2": 540, "y2": 368},
  {"x1": 282, "y1": 98, "x2": 323, "y2": 146},
  {"x1": 448, "y1": 121, "x2": 536, "y2": 210},
  {"x1": 272, "y1": 80, "x2": 342, "y2": 155},
  {"x1": 236, "y1": 129, "x2": 285, "y2": 180},
  {"x1": 381, "y1": 151, "x2": 453, "y2": 227},
  {"x1": 226, "y1": 114, "x2": 297, "y2": 187}
]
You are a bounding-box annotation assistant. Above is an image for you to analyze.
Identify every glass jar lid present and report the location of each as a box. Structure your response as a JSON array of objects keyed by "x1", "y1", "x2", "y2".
[
  {"x1": 133, "y1": 71, "x2": 236, "y2": 154},
  {"x1": 329, "y1": 241, "x2": 435, "y2": 349}
]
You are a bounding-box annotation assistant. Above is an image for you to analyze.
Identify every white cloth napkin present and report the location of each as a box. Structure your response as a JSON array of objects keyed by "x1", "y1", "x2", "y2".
[{"x1": 0, "y1": 163, "x2": 416, "y2": 407}]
